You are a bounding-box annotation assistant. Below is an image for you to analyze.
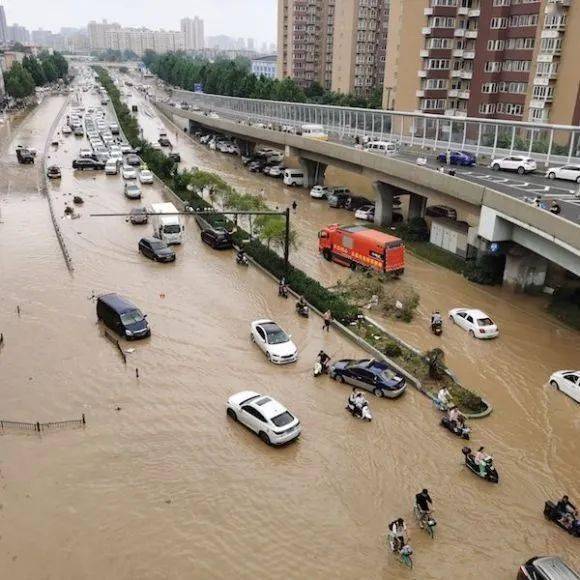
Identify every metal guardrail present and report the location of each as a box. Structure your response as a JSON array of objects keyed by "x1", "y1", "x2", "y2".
[
  {"x1": 1, "y1": 414, "x2": 86, "y2": 433},
  {"x1": 41, "y1": 95, "x2": 74, "y2": 272},
  {"x1": 171, "y1": 89, "x2": 580, "y2": 166}
]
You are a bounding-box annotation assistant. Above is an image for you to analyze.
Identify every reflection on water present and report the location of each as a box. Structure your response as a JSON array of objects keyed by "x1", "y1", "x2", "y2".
[{"x1": 0, "y1": 83, "x2": 578, "y2": 580}]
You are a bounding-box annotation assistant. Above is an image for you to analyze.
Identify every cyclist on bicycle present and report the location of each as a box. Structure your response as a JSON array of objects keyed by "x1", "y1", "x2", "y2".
[
  {"x1": 415, "y1": 489, "x2": 433, "y2": 527},
  {"x1": 389, "y1": 518, "x2": 407, "y2": 552}
]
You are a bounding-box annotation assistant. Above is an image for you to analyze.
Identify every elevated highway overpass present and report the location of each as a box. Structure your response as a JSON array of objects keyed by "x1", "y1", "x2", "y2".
[{"x1": 152, "y1": 96, "x2": 580, "y2": 287}]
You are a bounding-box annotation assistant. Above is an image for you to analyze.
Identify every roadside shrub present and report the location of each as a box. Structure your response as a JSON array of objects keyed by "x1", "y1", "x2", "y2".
[
  {"x1": 396, "y1": 217, "x2": 429, "y2": 242},
  {"x1": 383, "y1": 342, "x2": 402, "y2": 358},
  {"x1": 464, "y1": 253, "x2": 505, "y2": 285}
]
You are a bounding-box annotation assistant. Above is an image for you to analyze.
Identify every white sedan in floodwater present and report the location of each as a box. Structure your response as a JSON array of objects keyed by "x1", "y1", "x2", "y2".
[
  {"x1": 448, "y1": 308, "x2": 499, "y2": 339},
  {"x1": 549, "y1": 370, "x2": 580, "y2": 403},
  {"x1": 250, "y1": 319, "x2": 298, "y2": 364},
  {"x1": 226, "y1": 391, "x2": 301, "y2": 445}
]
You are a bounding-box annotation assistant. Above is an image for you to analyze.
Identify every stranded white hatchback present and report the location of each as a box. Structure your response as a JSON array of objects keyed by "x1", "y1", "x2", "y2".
[
  {"x1": 226, "y1": 391, "x2": 301, "y2": 445},
  {"x1": 549, "y1": 370, "x2": 580, "y2": 403},
  {"x1": 250, "y1": 319, "x2": 298, "y2": 364},
  {"x1": 448, "y1": 308, "x2": 499, "y2": 339}
]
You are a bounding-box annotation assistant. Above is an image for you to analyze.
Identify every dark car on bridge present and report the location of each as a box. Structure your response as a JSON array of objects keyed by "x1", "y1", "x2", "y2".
[
  {"x1": 329, "y1": 358, "x2": 406, "y2": 398},
  {"x1": 72, "y1": 158, "x2": 105, "y2": 170},
  {"x1": 158, "y1": 137, "x2": 172, "y2": 147},
  {"x1": 437, "y1": 150, "x2": 476, "y2": 166}
]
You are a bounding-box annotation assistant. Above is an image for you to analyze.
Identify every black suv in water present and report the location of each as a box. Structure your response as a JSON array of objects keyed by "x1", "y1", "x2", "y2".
[
  {"x1": 72, "y1": 158, "x2": 105, "y2": 170},
  {"x1": 138, "y1": 237, "x2": 176, "y2": 262},
  {"x1": 201, "y1": 226, "x2": 233, "y2": 249}
]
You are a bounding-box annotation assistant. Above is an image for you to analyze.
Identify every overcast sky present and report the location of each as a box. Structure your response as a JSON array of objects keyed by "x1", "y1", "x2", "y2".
[{"x1": 1, "y1": 0, "x2": 277, "y2": 44}]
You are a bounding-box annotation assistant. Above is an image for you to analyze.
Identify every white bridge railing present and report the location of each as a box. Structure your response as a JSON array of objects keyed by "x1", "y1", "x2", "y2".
[{"x1": 168, "y1": 89, "x2": 580, "y2": 167}]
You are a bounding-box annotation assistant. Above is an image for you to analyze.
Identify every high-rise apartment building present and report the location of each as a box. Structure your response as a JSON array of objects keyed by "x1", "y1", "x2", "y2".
[
  {"x1": 384, "y1": 0, "x2": 580, "y2": 125},
  {"x1": 0, "y1": 5, "x2": 8, "y2": 47},
  {"x1": 278, "y1": 0, "x2": 336, "y2": 89},
  {"x1": 332, "y1": 0, "x2": 390, "y2": 98},
  {"x1": 278, "y1": 0, "x2": 389, "y2": 95},
  {"x1": 103, "y1": 27, "x2": 184, "y2": 57},
  {"x1": 88, "y1": 20, "x2": 121, "y2": 51},
  {"x1": 180, "y1": 17, "x2": 204, "y2": 51},
  {"x1": 7, "y1": 23, "x2": 30, "y2": 44}
]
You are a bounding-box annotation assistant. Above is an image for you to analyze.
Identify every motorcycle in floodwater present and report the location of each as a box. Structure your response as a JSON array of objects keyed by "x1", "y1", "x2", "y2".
[
  {"x1": 236, "y1": 253, "x2": 249, "y2": 266},
  {"x1": 345, "y1": 399, "x2": 372, "y2": 421},
  {"x1": 295, "y1": 302, "x2": 309, "y2": 318},
  {"x1": 441, "y1": 416, "x2": 471, "y2": 440},
  {"x1": 543, "y1": 501, "x2": 580, "y2": 537},
  {"x1": 431, "y1": 320, "x2": 443, "y2": 336},
  {"x1": 462, "y1": 447, "x2": 499, "y2": 483}
]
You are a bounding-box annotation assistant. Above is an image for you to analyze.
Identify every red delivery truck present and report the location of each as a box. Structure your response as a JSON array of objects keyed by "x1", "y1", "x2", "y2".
[{"x1": 318, "y1": 224, "x2": 405, "y2": 274}]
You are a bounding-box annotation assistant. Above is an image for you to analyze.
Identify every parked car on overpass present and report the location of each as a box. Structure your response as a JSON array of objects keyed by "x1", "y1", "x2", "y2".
[
  {"x1": 437, "y1": 150, "x2": 476, "y2": 166},
  {"x1": 491, "y1": 156, "x2": 537, "y2": 174},
  {"x1": 545, "y1": 165, "x2": 580, "y2": 184}
]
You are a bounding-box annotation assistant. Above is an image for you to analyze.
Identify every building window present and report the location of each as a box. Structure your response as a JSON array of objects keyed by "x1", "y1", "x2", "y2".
[
  {"x1": 479, "y1": 103, "x2": 496, "y2": 115},
  {"x1": 429, "y1": 17, "x2": 456, "y2": 28},
  {"x1": 491, "y1": 17, "x2": 509, "y2": 29},
  {"x1": 484, "y1": 61, "x2": 502, "y2": 73},
  {"x1": 422, "y1": 98, "x2": 446, "y2": 110},
  {"x1": 496, "y1": 103, "x2": 523, "y2": 116},
  {"x1": 481, "y1": 83, "x2": 497, "y2": 94},
  {"x1": 502, "y1": 60, "x2": 531, "y2": 72},
  {"x1": 427, "y1": 37, "x2": 453, "y2": 49},
  {"x1": 509, "y1": 14, "x2": 538, "y2": 27},
  {"x1": 425, "y1": 78, "x2": 449, "y2": 89},
  {"x1": 431, "y1": 0, "x2": 457, "y2": 6},
  {"x1": 487, "y1": 40, "x2": 505, "y2": 51},
  {"x1": 427, "y1": 59, "x2": 450, "y2": 70}
]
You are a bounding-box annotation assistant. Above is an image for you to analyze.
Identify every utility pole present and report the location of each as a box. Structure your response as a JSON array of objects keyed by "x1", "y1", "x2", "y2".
[{"x1": 284, "y1": 207, "x2": 290, "y2": 275}]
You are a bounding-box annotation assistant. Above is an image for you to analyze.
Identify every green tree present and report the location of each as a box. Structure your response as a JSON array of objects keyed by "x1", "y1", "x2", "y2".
[
  {"x1": 41, "y1": 59, "x2": 58, "y2": 83},
  {"x1": 23, "y1": 55, "x2": 46, "y2": 85},
  {"x1": 4, "y1": 63, "x2": 36, "y2": 98}
]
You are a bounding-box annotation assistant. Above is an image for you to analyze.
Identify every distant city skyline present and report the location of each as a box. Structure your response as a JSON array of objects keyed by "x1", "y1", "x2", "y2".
[{"x1": 0, "y1": 0, "x2": 276, "y2": 45}]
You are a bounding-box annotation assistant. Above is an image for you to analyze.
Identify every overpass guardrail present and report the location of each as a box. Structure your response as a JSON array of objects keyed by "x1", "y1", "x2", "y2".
[{"x1": 169, "y1": 89, "x2": 580, "y2": 167}]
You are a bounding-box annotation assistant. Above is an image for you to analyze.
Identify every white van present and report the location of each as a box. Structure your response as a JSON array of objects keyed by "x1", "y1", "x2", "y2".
[
  {"x1": 364, "y1": 141, "x2": 397, "y2": 155},
  {"x1": 301, "y1": 124, "x2": 328, "y2": 141},
  {"x1": 150, "y1": 202, "x2": 183, "y2": 245},
  {"x1": 283, "y1": 169, "x2": 305, "y2": 187}
]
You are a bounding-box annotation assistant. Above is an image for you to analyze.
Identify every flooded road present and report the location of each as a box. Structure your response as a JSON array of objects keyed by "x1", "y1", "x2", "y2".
[{"x1": 0, "y1": 79, "x2": 578, "y2": 580}]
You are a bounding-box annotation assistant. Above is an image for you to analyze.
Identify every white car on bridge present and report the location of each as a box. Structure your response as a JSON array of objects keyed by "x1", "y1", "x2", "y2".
[
  {"x1": 545, "y1": 165, "x2": 580, "y2": 184},
  {"x1": 549, "y1": 370, "x2": 580, "y2": 403},
  {"x1": 226, "y1": 391, "x2": 301, "y2": 446},
  {"x1": 448, "y1": 308, "x2": 499, "y2": 339},
  {"x1": 490, "y1": 156, "x2": 537, "y2": 174}
]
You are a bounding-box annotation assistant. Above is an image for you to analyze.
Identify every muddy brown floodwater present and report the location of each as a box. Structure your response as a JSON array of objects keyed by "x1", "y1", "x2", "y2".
[{"x1": 0, "y1": 78, "x2": 578, "y2": 580}]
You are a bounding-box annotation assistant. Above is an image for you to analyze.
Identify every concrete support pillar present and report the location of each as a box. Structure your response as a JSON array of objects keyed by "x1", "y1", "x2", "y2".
[
  {"x1": 373, "y1": 181, "x2": 395, "y2": 226},
  {"x1": 299, "y1": 158, "x2": 327, "y2": 187},
  {"x1": 503, "y1": 249, "x2": 548, "y2": 293},
  {"x1": 188, "y1": 119, "x2": 202, "y2": 134},
  {"x1": 237, "y1": 139, "x2": 256, "y2": 157},
  {"x1": 408, "y1": 193, "x2": 427, "y2": 221}
]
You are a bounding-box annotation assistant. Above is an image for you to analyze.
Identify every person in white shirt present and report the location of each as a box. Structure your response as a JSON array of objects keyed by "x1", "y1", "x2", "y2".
[
  {"x1": 389, "y1": 518, "x2": 407, "y2": 552},
  {"x1": 474, "y1": 446, "x2": 489, "y2": 476},
  {"x1": 437, "y1": 387, "x2": 453, "y2": 410}
]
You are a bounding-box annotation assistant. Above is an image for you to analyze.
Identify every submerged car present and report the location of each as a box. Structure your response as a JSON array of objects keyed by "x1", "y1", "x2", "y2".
[
  {"x1": 329, "y1": 358, "x2": 406, "y2": 398},
  {"x1": 448, "y1": 308, "x2": 499, "y2": 339},
  {"x1": 124, "y1": 183, "x2": 142, "y2": 199},
  {"x1": 250, "y1": 319, "x2": 298, "y2": 364},
  {"x1": 122, "y1": 165, "x2": 138, "y2": 180},
  {"x1": 139, "y1": 170, "x2": 154, "y2": 184},
  {"x1": 549, "y1": 370, "x2": 580, "y2": 403},
  {"x1": 437, "y1": 150, "x2": 476, "y2": 166},
  {"x1": 226, "y1": 391, "x2": 301, "y2": 446},
  {"x1": 138, "y1": 237, "x2": 175, "y2": 262},
  {"x1": 354, "y1": 205, "x2": 375, "y2": 221},
  {"x1": 129, "y1": 207, "x2": 148, "y2": 225},
  {"x1": 310, "y1": 185, "x2": 330, "y2": 199},
  {"x1": 46, "y1": 165, "x2": 62, "y2": 179}
]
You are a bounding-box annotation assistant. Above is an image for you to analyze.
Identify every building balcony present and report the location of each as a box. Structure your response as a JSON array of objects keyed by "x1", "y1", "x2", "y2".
[
  {"x1": 459, "y1": 90, "x2": 471, "y2": 99},
  {"x1": 451, "y1": 70, "x2": 462, "y2": 78},
  {"x1": 530, "y1": 99, "x2": 547, "y2": 110},
  {"x1": 463, "y1": 51, "x2": 475, "y2": 59},
  {"x1": 460, "y1": 70, "x2": 473, "y2": 80},
  {"x1": 468, "y1": 9, "x2": 481, "y2": 17},
  {"x1": 448, "y1": 89, "x2": 459, "y2": 97},
  {"x1": 454, "y1": 29, "x2": 465, "y2": 37},
  {"x1": 416, "y1": 89, "x2": 425, "y2": 97},
  {"x1": 458, "y1": 7, "x2": 469, "y2": 15},
  {"x1": 453, "y1": 49, "x2": 464, "y2": 57},
  {"x1": 455, "y1": 110, "x2": 467, "y2": 118},
  {"x1": 420, "y1": 49, "x2": 429, "y2": 58},
  {"x1": 533, "y1": 76, "x2": 550, "y2": 86},
  {"x1": 418, "y1": 70, "x2": 427, "y2": 77},
  {"x1": 422, "y1": 27, "x2": 432, "y2": 35},
  {"x1": 537, "y1": 53, "x2": 554, "y2": 63},
  {"x1": 541, "y1": 30, "x2": 561, "y2": 39},
  {"x1": 424, "y1": 7, "x2": 433, "y2": 16},
  {"x1": 465, "y1": 30, "x2": 478, "y2": 39},
  {"x1": 445, "y1": 109, "x2": 456, "y2": 116}
]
